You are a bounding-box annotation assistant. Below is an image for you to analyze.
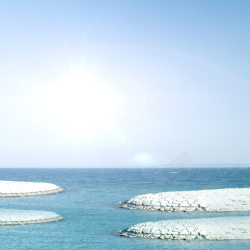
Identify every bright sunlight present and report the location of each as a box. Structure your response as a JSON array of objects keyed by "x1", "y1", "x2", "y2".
[
  {"x1": 16, "y1": 68, "x2": 145, "y2": 137},
  {"x1": 36, "y1": 72, "x2": 119, "y2": 134}
]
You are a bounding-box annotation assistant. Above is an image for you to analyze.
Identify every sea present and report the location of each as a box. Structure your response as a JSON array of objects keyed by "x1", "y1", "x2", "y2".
[{"x1": 0, "y1": 167, "x2": 249, "y2": 250}]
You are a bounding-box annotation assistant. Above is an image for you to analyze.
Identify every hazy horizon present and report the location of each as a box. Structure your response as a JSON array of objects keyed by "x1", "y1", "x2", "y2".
[{"x1": 0, "y1": 163, "x2": 250, "y2": 169}]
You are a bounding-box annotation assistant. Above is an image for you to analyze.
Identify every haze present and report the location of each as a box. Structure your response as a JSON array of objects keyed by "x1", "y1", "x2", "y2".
[{"x1": 0, "y1": 0, "x2": 249, "y2": 167}]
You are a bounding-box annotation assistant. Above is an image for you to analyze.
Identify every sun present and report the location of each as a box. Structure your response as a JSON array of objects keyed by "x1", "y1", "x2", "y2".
[
  {"x1": 16, "y1": 67, "x2": 145, "y2": 137},
  {"x1": 17, "y1": 69, "x2": 121, "y2": 135},
  {"x1": 38, "y1": 72, "x2": 120, "y2": 135}
]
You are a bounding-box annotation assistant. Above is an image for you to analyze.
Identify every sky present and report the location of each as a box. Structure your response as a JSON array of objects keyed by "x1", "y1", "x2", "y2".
[{"x1": 0, "y1": 0, "x2": 250, "y2": 167}]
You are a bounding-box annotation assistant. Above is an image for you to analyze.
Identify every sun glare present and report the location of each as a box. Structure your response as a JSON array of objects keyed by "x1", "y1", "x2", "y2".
[
  {"x1": 36, "y1": 73, "x2": 119, "y2": 135},
  {"x1": 16, "y1": 68, "x2": 145, "y2": 137}
]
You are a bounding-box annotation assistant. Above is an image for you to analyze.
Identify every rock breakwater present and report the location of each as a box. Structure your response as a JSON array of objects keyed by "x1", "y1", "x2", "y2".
[
  {"x1": 0, "y1": 181, "x2": 64, "y2": 197},
  {"x1": 119, "y1": 188, "x2": 250, "y2": 212},
  {"x1": 120, "y1": 216, "x2": 250, "y2": 240},
  {"x1": 0, "y1": 209, "x2": 64, "y2": 226}
]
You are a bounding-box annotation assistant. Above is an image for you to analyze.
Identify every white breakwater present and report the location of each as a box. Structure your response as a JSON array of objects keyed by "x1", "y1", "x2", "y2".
[
  {"x1": 0, "y1": 209, "x2": 64, "y2": 226},
  {"x1": 0, "y1": 181, "x2": 64, "y2": 225},
  {"x1": 0, "y1": 181, "x2": 64, "y2": 197},
  {"x1": 119, "y1": 188, "x2": 250, "y2": 212},
  {"x1": 120, "y1": 216, "x2": 250, "y2": 240}
]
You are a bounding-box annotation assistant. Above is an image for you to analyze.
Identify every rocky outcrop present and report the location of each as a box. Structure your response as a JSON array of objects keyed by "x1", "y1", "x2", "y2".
[
  {"x1": 0, "y1": 209, "x2": 64, "y2": 226},
  {"x1": 120, "y1": 216, "x2": 250, "y2": 240},
  {"x1": 119, "y1": 188, "x2": 250, "y2": 212},
  {"x1": 0, "y1": 181, "x2": 64, "y2": 226},
  {"x1": 0, "y1": 181, "x2": 64, "y2": 197}
]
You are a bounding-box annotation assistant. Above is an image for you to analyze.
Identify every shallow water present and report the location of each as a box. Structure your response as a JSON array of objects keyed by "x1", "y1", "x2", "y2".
[{"x1": 0, "y1": 167, "x2": 249, "y2": 249}]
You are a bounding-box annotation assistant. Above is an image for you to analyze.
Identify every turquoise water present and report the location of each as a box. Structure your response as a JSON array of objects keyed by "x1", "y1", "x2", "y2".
[{"x1": 0, "y1": 168, "x2": 249, "y2": 250}]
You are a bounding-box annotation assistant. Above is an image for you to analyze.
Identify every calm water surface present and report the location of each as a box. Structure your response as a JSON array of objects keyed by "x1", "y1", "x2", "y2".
[{"x1": 0, "y1": 167, "x2": 249, "y2": 250}]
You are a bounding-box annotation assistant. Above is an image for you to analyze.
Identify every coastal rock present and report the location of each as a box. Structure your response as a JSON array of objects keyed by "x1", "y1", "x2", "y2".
[
  {"x1": 119, "y1": 216, "x2": 250, "y2": 240},
  {"x1": 0, "y1": 181, "x2": 64, "y2": 197},
  {"x1": 119, "y1": 188, "x2": 250, "y2": 212},
  {"x1": 0, "y1": 209, "x2": 64, "y2": 226}
]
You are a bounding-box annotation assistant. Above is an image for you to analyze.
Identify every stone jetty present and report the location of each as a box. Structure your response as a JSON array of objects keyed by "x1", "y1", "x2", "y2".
[
  {"x1": 120, "y1": 216, "x2": 250, "y2": 240},
  {"x1": 119, "y1": 188, "x2": 250, "y2": 212},
  {"x1": 0, "y1": 181, "x2": 64, "y2": 197},
  {"x1": 0, "y1": 181, "x2": 64, "y2": 225},
  {"x1": 0, "y1": 209, "x2": 64, "y2": 226}
]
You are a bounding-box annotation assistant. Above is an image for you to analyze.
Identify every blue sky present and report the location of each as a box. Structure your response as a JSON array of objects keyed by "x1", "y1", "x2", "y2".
[{"x1": 0, "y1": 0, "x2": 250, "y2": 167}]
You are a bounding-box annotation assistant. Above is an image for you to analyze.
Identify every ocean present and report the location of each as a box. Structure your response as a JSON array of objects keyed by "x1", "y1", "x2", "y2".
[{"x1": 0, "y1": 167, "x2": 249, "y2": 250}]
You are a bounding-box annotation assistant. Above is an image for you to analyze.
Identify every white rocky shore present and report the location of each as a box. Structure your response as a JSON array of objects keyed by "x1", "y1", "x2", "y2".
[
  {"x1": 0, "y1": 181, "x2": 64, "y2": 197},
  {"x1": 119, "y1": 188, "x2": 250, "y2": 212},
  {"x1": 120, "y1": 216, "x2": 250, "y2": 240},
  {"x1": 0, "y1": 209, "x2": 64, "y2": 226}
]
